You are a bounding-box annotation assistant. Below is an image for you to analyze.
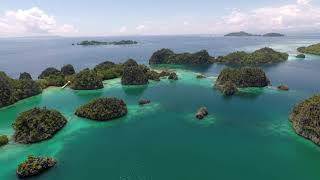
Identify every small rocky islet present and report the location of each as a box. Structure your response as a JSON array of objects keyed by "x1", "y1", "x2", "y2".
[
  {"x1": 168, "y1": 72, "x2": 179, "y2": 80},
  {"x1": 0, "y1": 135, "x2": 9, "y2": 147},
  {"x1": 16, "y1": 155, "x2": 57, "y2": 178},
  {"x1": 75, "y1": 97, "x2": 128, "y2": 121},
  {"x1": 196, "y1": 107, "x2": 209, "y2": 120},
  {"x1": 139, "y1": 99, "x2": 151, "y2": 105},
  {"x1": 296, "y1": 54, "x2": 306, "y2": 58}
]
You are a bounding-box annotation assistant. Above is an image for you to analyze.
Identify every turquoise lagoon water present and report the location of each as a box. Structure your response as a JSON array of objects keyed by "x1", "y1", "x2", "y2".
[{"x1": 0, "y1": 36, "x2": 320, "y2": 179}]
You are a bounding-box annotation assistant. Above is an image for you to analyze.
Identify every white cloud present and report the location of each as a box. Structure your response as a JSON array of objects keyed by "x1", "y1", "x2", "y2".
[
  {"x1": 0, "y1": 7, "x2": 77, "y2": 36},
  {"x1": 136, "y1": 25, "x2": 146, "y2": 31},
  {"x1": 212, "y1": 0, "x2": 320, "y2": 33},
  {"x1": 297, "y1": 0, "x2": 311, "y2": 5},
  {"x1": 183, "y1": 21, "x2": 190, "y2": 26},
  {"x1": 119, "y1": 26, "x2": 127, "y2": 33}
]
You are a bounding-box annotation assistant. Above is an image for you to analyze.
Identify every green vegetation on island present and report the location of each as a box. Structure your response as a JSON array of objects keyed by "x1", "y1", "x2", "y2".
[
  {"x1": 263, "y1": 33, "x2": 285, "y2": 37},
  {"x1": 215, "y1": 67, "x2": 270, "y2": 96},
  {"x1": 218, "y1": 81, "x2": 238, "y2": 96},
  {"x1": 13, "y1": 107, "x2": 67, "y2": 144},
  {"x1": 217, "y1": 47, "x2": 289, "y2": 65},
  {"x1": 296, "y1": 54, "x2": 306, "y2": 58},
  {"x1": 75, "y1": 97, "x2": 128, "y2": 121},
  {"x1": 149, "y1": 47, "x2": 288, "y2": 65},
  {"x1": 17, "y1": 155, "x2": 57, "y2": 178},
  {"x1": 290, "y1": 95, "x2": 320, "y2": 146},
  {"x1": 61, "y1": 64, "x2": 75, "y2": 76},
  {"x1": 224, "y1": 31, "x2": 285, "y2": 37},
  {"x1": 0, "y1": 135, "x2": 9, "y2": 147},
  {"x1": 121, "y1": 59, "x2": 149, "y2": 85},
  {"x1": 149, "y1": 49, "x2": 213, "y2": 65},
  {"x1": 297, "y1": 43, "x2": 320, "y2": 55},
  {"x1": 70, "y1": 68, "x2": 104, "y2": 90},
  {"x1": 0, "y1": 72, "x2": 42, "y2": 109},
  {"x1": 0, "y1": 58, "x2": 177, "y2": 109},
  {"x1": 38, "y1": 67, "x2": 66, "y2": 87},
  {"x1": 77, "y1": 40, "x2": 138, "y2": 46},
  {"x1": 19, "y1": 72, "x2": 32, "y2": 80},
  {"x1": 94, "y1": 61, "x2": 123, "y2": 80},
  {"x1": 224, "y1": 31, "x2": 259, "y2": 37}
]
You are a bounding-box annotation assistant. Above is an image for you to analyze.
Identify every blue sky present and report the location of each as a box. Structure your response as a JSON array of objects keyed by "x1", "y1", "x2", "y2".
[{"x1": 0, "y1": 0, "x2": 319, "y2": 36}]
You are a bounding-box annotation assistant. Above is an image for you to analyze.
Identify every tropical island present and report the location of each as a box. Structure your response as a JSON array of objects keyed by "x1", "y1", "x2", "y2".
[
  {"x1": 75, "y1": 97, "x2": 128, "y2": 121},
  {"x1": 214, "y1": 67, "x2": 270, "y2": 96},
  {"x1": 77, "y1": 40, "x2": 138, "y2": 46},
  {"x1": 0, "y1": 135, "x2": 9, "y2": 146},
  {"x1": 297, "y1": 43, "x2": 320, "y2": 55},
  {"x1": 149, "y1": 49, "x2": 213, "y2": 65},
  {"x1": 224, "y1": 31, "x2": 285, "y2": 37},
  {"x1": 13, "y1": 107, "x2": 68, "y2": 144},
  {"x1": 263, "y1": 33, "x2": 285, "y2": 37},
  {"x1": 290, "y1": 95, "x2": 320, "y2": 145},
  {"x1": 216, "y1": 47, "x2": 289, "y2": 65},
  {"x1": 149, "y1": 47, "x2": 288, "y2": 65},
  {"x1": 0, "y1": 71, "x2": 42, "y2": 109},
  {"x1": 224, "y1": 31, "x2": 260, "y2": 37}
]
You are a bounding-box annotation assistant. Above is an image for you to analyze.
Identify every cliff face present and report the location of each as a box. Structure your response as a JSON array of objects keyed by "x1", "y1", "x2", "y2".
[
  {"x1": 121, "y1": 60, "x2": 149, "y2": 85},
  {"x1": 0, "y1": 72, "x2": 42, "y2": 109},
  {"x1": 290, "y1": 95, "x2": 320, "y2": 145}
]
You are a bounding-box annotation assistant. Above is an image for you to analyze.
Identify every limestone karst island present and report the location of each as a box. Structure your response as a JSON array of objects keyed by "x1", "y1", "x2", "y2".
[{"x1": 1, "y1": 0, "x2": 320, "y2": 180}]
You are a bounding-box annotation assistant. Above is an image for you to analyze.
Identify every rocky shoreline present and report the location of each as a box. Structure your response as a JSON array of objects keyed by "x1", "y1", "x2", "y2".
[{"x1": 290, "y1": 95, "x2": 320, "y2": 145}]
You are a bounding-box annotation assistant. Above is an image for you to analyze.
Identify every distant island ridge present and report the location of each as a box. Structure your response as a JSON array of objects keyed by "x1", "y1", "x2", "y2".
[
  {"x1": 224, "y1": 31, "x2": 285, "y2": 37},
  {"x1": 76, "y1": 40, "x2": 138, "y2": 46}
]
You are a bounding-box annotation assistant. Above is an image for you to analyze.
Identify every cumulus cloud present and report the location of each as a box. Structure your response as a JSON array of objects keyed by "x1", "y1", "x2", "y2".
[
  {"x1": 212, "y1": 0, "x2": 320, "y2": 33},
  {"x1": 136, "y1": 25, "x2": 146, "y2": 31},
  {"x1": 183, "y1": 21, "x2": 190, "y2": 26},
  {"x1": 297, "y1": 0, "x2": 311, "y2": 5},
  {"x1": 119, "y1": 26, "x2": 127, "y2": 33},
  {"x1": 0, "y1": 7, "x2": 77, "y2": 36}
]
